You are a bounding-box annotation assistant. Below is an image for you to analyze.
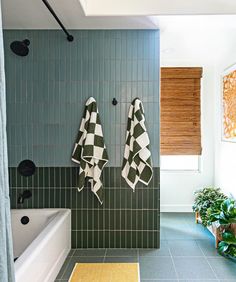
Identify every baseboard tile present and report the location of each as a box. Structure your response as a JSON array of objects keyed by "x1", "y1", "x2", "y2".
[{"x1": 160, "y1": 205, "x2": 193, "y2": 212}]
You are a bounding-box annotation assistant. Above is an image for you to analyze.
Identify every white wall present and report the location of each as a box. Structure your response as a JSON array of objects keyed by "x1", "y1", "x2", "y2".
[
  {"x1": 160, "y1": 64, "x2": 215, "y2": 212},
  {"x1": 82, "y1": 0, "x2": 236, "y2": 16},
  {"x1": 214, "y1": 31, "x2": 236, "y2": 199},
  {"x1": 159, "y1": 23, "x2": 233, "y2": 212}
]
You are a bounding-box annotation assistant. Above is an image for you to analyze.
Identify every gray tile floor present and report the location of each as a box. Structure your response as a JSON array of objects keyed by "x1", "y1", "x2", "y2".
[{"x1": 55, "y1": 213, "x2": 236, "y2": 282}]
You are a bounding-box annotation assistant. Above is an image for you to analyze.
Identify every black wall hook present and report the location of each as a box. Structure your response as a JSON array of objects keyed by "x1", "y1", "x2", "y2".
[{"x1": 112, "y1": 98, "x2": 118, "y2": 106}]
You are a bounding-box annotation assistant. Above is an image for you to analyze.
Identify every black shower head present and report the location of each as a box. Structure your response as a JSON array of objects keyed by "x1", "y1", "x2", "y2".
[{"x1": 10, "y1": 39, "x2": 30, "y2": 56}]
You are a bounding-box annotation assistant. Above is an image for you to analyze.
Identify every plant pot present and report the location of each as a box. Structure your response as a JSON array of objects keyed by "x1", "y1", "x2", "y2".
[
  {"x1": 195, "y1": 213, "x2": 236, "y2": 248},
  {"x1": 195, "y1": 212, "x2": 222, "y2": 248},
  {"x1": 230, "y1": 223, "x2": 236, "y2": 234}
]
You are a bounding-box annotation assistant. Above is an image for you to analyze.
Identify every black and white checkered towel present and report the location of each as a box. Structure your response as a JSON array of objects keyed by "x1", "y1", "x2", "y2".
[
  {"x1": 72, "y1": 97, "x2": 108, "y2": 204},
  {"x1": 122, "y1": 98, "x2": 153, "y2": 190}
]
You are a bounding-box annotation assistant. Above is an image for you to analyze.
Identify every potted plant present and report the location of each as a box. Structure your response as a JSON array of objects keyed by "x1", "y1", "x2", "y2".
[
  {"x1": 218, "y1": 231, "x2": 236, "y2": 261},
  {"x1": 193, "y1": 187, "x2": 227, "y2": 227},
  {"x1": 208, "y1": 198, "x2": 236, "y2": 260}
]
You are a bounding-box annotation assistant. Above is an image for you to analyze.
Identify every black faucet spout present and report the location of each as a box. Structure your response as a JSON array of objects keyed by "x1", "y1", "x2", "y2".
[{"x1": 17, "y1": 190, "x2": 32, "y2": 204}]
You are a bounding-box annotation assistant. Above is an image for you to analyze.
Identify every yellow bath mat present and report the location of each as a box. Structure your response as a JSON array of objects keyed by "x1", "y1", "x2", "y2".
[{"x1": 69, "y1": 263, "x2": 140, "y2": 282}]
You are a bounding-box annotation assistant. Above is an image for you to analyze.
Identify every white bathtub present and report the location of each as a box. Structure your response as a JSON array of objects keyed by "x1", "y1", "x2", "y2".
[{"x1": 11, "y1": 209, "x2": 71, "y2": 282}]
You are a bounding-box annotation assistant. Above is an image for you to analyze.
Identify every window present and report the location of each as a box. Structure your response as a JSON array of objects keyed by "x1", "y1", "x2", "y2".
[
  {"x1": 160, "y1": 67, "x2": 202, "y2": 156},
  {"x1": 160, "y1": 67, "x2": 202, "y2": 171},
  {"x1": 161, "y1": 155, "x2": 200, "y2": 171}
]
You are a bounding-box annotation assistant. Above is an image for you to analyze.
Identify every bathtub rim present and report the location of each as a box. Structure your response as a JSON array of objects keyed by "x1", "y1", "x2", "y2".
[{"x1": 12, "y1": 208, "x2": 71, "y2": 276}]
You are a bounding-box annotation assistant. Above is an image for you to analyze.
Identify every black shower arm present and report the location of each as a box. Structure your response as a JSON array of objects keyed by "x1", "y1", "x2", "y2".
[{"x1": 42, "y1": 0, "x2": 74, "y2": 42}]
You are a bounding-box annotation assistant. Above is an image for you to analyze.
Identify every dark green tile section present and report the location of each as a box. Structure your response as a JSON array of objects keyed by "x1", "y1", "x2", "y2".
[{"x1": 9, "y1": 166, "x2": 160, "y2": 248}]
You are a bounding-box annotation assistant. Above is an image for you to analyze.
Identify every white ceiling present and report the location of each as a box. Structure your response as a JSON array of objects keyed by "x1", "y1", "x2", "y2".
[
  {"x1": 2, "y1": 0, "x2": 157, "y2": 29},
  {"x1": 3, "y1": 0, "x2": 236, "y2": 30},
  {"x1": 82, "y1": 0, "x2": 236, "y2": 16}
]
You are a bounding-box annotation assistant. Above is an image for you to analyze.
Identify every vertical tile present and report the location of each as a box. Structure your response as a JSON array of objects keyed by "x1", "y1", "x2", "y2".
[{"x1": 6, "y1": 30, "x2": 160, "y2": 249}]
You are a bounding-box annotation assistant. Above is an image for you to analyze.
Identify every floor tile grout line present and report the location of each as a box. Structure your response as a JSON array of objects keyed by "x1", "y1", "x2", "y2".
[
  {"x1": 141, "y1": 279, "x2": 220, "y2": 281},
  {"x1": 103, "y1": 248, "x2": 108, "y2": 262},
  {"x1": 167, "y1": 243, "x2": 179, "y2": 282},
  {"x1": 70, "y1": 249, "x2": 75, "y2": 257},
  {"x1": 195, "y1": 239, "x2": 220, "y2": 281},
  {"x1": 162, "y1": 255, "x2": 214, "y2": 258},
  {"x1": 73, "y1": 255, "x2": 105, "y2": 257},
  {"x1": 59, "y1": 254, "x2": 74, "y2": 280}
]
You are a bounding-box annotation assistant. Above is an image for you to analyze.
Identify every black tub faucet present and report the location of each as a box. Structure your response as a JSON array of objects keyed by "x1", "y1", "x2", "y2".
[{"x1": 17, "y1": 190, "x2": 32, "y2": 204}]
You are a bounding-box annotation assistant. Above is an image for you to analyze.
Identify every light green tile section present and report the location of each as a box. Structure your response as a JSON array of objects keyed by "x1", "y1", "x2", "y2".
[{"x1": 4, "y1": 30, "x2": 160, "y2": 167}]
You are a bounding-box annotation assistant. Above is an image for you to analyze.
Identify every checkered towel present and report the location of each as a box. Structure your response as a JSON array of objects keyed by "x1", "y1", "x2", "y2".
[
  {"x1": 72, "y1": 97, "x2": 108, "y2": 204},
  {"x1": 122, "y1": 98, "x2": 153, "y2": 190}
]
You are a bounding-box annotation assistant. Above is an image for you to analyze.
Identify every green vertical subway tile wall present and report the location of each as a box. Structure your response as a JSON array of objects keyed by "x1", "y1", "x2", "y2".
[{"x1": 4, "y1": 30, "x2": 160, "y2": 248}]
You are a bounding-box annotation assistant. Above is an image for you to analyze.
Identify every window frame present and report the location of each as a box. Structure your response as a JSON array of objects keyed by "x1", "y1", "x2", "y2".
[{"x1": 160, "y1": 155, "x2": 202, "y2": 172}]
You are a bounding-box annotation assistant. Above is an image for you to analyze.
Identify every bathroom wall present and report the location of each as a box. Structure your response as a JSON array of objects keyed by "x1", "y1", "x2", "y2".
[
  {"x1": 4, "y1": 30, "x2": 160, "y2": 248},
  {"x1": 160, "y1": 64, "x2": 215, "y2": 211},
  {"x1": 214, "y1": 30, "x2": 236, "y2": 199},
  {"x1": 160, "y1": 26, "x2": 216, "y2": 212}
]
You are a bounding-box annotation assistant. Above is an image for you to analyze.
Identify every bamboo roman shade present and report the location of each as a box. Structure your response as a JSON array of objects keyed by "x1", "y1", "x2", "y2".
[{"x1": 160, "y1": 67, "x2": 203, "y2": 155}]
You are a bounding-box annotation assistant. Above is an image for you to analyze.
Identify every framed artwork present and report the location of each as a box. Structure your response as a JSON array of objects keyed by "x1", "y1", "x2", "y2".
[{"x1": 222, "y1": 64, "x2": 236, "y2": 142}]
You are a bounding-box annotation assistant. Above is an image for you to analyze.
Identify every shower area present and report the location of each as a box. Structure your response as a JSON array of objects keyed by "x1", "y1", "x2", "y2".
[
  {"x1": 3, "y1": 28, "x2": 160, "y2": 281},
  {"x1": 5, "y1": 29, "x2": 160, "y2": 247}
]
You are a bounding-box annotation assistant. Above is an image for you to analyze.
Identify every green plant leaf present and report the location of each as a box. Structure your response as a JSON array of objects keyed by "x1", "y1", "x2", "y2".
[
  {"x1": 222, "y1": 198, "x2": 231, "y2": 210},
  {"x1": 218, "y1": 212, "x2": 230, "y2": 225},
  {"x1": 227, "y1": 245, "x2": 236, "y2": 257},
  {"x1": 218, "y1": 199, "x2": 236, "y2": 225},
  {"x1": 222, "y1": 232, "x2": 236, "y2": 245},
  {"x1": 218, "y1": 241, "x2": 229, "y2": 253}
]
